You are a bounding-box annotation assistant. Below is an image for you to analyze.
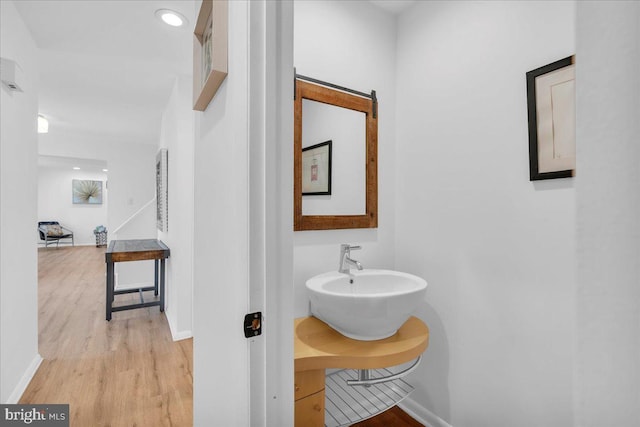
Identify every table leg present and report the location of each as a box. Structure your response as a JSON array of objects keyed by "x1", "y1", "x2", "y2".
[
  {"x1": 106, "y1": 261, "x2": 114, "y2": 321},
  {"x1": 160, "y1": 258, "x2": 165, "y2": 312},
  {"x1": 154, "y1": 259, "x2": 159, "y2": 296}
]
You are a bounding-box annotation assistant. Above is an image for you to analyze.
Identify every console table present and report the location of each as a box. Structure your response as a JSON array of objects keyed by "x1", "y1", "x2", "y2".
[{"x1": 105, "y1": 239, "x2": 170, "y2": 321}]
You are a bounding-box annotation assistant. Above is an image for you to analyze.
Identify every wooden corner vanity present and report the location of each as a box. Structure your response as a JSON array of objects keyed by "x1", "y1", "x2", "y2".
[{"x1": 294, "y1": 316, "x2": 429, "y2": 427}]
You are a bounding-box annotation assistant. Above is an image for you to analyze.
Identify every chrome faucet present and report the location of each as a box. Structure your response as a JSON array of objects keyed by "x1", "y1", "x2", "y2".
[{"x1": 339, "y1": 244, "x2": 363, "y2": 274}]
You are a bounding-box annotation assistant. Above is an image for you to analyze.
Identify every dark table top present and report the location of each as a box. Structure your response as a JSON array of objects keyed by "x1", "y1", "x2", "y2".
[{"x1": 106, "y1": 239, "x2": 170, "y2": 263}]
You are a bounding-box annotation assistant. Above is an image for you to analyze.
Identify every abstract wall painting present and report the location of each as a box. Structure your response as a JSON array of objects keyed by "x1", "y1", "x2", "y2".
[{"x1": 72, "y1": 179, "x2": 103, "y2": 204}]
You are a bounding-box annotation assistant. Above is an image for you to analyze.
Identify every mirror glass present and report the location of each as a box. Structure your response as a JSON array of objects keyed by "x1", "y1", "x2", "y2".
[
  {"x1": 302, "y1": 99, "x2": 366, "y2": 216},
  {"x1": 294, "y1": 79, "x2": 377, "y2": 231}
]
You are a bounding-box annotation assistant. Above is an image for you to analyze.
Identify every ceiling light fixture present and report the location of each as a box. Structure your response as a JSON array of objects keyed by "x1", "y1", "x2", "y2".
[
  {"x1": 73, "y1": 167, "x2": 80, "y2": 170},
  {"x1": 102, "y1": 169, "x2": 109, "y2": 172},
  {"x1": 155, "y1": 9, "x2": 187, "y2": 27},
  {"x1": 37, "y1": 114, "x2": 49, "y2": 133}
]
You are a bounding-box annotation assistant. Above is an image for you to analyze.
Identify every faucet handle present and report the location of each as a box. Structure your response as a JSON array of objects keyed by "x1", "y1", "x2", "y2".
[
  {"x1": 341, "y1": 243, "x2": 361, "y2": 252},
  {"x1": 339, "y1": 244, "x2": 362, "y2": 273}
]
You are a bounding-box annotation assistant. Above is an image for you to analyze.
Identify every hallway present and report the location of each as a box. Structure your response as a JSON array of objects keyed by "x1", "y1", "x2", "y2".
[{"x1": 20, "y1": 246, "x2": 193, "y2": 426}]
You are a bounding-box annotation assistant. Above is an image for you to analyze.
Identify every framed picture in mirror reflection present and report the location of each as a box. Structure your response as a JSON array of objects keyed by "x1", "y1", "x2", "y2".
[{"x1": 302, "y1": 140, "x2": 332, "y2": 195}]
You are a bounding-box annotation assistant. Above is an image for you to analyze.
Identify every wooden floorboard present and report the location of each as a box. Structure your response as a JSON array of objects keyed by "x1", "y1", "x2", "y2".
[
  {"x1": 20, "y1": 246, "x2": 193, "y2": 427},
  {"x1": 350, "y1": 406, "x2": 425, "y2": 427}
]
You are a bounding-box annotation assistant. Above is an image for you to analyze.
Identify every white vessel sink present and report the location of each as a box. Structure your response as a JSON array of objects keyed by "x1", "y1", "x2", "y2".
[{"x1": 306, "y1": 269, "x2": 427, "y2": 341}]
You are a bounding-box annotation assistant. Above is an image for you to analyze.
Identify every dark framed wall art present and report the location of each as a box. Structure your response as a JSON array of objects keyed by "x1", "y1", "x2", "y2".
[
  {"x1": 156, "y1": 149, "x2": 168, "y2": 232},
  {"x1": 301, "y1": 140, "x2": 332, "y2": 195},
  {"x1": 526, "y1": 56, "x2": 576, "y2": 181}
]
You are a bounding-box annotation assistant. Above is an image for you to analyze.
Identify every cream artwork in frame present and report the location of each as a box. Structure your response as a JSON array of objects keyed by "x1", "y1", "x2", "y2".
[
  {"x1": 72, "y1": 179, "x2": 103, "y2": 204},
  {"x1": 526, "y1": 56, "x2": 575, "y2": 181}
]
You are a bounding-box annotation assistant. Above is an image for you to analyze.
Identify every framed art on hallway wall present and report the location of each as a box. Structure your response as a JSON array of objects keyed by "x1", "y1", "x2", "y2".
[
  {"x1": 72, "y1": 179, "x2": 103, "y2": 204},
  {"x1": 156, "y1": 148, "x2": 168, "y2": 232}
]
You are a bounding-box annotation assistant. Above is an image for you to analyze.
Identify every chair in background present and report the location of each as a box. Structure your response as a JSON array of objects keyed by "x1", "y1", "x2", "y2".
[{"x1": 38, "y1": 221, "x2": 74, "y2": 247}]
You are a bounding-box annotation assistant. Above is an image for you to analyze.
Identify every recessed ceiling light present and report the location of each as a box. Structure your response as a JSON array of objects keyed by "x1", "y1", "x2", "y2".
[
  {"x1": 37, "y1": 115, "x2": 49, "y2": 133},
  {"x1": 73, "y1": 167, "x2": 80, "y2": 170},
  {"x1": 155, "y1": 9, "x2": 187, "y2": 27},
  {"x1": 102, "y1": 169, "x2": 108, "y2": 172}
]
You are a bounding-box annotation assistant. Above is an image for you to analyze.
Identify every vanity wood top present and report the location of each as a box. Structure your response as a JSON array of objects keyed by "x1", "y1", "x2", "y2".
[{"x1": 294, "y1": 316, "x2": 429, "y2": 372}]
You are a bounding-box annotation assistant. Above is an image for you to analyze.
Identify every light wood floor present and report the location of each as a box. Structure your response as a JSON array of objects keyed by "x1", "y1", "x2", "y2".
[{"x1": 20, "y1": 246, "x2": 193, "y2": 427}]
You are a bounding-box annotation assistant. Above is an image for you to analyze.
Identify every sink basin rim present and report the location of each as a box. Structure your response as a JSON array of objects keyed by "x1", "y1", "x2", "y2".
[{"x1": 305, "y1": 269, "x2": 427, "y2": 298}]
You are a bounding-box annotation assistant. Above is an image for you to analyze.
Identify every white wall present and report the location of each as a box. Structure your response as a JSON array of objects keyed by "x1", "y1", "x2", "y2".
[
  {"x1": 293, "y1": 0, "x2": 397, "y2": 317},
  {"x1": 395, "y1": 2, "x2": 576, "y2": 426},
  {"x1": 157, "y1": 75, "x2": 194, "y2": 341},
  {"x1": 38, "y1": 135, "x2": 156, "y2": 238},
  {"x1": 192, "y1": 1, "x2": 252, "y2": 424},
  {"x1": 0, "y1": 0, "x2": 41, "y2": 403},
  {"x1": 574, "y1": 2, "x2": 640, "y2": 426},
  {"x1": 39, "y1": 134, "x2": 156, "y2": 286},
  {"x1": 38, "y1": 167, "x2": 108, "y2": 245}
]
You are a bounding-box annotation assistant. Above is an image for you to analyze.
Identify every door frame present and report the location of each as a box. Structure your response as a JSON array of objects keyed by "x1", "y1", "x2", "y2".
[{"x1": 248, "y1": 1, "x2": 294, "y2": 426}]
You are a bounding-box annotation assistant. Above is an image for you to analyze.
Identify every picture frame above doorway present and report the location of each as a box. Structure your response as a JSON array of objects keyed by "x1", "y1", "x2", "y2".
[{"x1": 193, "y1": 0, "x2": 228, "y2": 111}]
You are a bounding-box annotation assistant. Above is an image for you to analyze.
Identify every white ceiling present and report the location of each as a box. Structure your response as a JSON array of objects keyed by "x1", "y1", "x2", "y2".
[
  {"x1": 15, "y1": 0, "x2": 196, "y2": 143},
  {"x1": 38, "y1": 155, "x2": 108, "y2": 172},
  {"x1": 369, "y1": 0, "x2": 417, "y2": 15},
  {"x1": 15, "y1": 0, "x2": 413, "y2": 146}
]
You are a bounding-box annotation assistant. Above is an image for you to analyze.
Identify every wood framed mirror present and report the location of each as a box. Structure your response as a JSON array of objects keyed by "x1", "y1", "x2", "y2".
[{"x1": 294, "y1": 78, "x2": 378, "y2": 231}]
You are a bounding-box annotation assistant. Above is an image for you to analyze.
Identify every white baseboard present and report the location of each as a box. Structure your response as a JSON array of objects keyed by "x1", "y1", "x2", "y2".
[
  {"x1": 166, "y1": 313, "x2": 192, "y2": 342},
  {"x1": 172, "y1": 330, "x2": 193, "y2": 341},
  {"x1": 6, "y1": 354, "x2": 43, "y2": 404},
  {"x1": 37, "y1": 242, "x2": 96, "y2": 247},
  {"x1": 399, "y1": 396, "x2": 453, "y2": 427}
]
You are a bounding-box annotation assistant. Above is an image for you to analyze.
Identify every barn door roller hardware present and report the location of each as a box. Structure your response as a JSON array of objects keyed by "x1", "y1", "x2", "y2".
[{"x1": 294, "y1": 69, "x2": 377, "y2": 118}]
